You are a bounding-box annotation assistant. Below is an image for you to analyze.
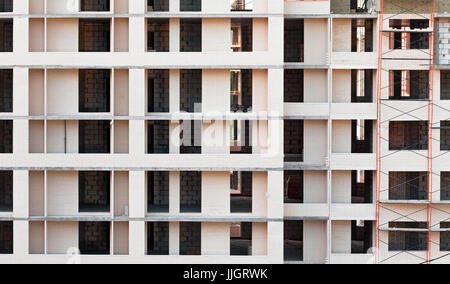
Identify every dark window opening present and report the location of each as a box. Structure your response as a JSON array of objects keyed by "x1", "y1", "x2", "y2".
[
  {"x1": 442, "y1": 172, "x2": 450, "y2": 201},
  {"x1": 147, "y1": 222, "x2": 169, "y2": 255},
  {"x1": 180, "y1": 0, "x2": 201, "y2": 12},
  {"x1": 351, "y1": 19, "x2": 373, "y2": 52},
  {"x1": 284, "y1": 19, "x2": 304, "y2": 63},
  {"x1": 147, "y1": 0, "x2": 169, "y2": 12},
  {"x1": 180, "y1": 120, "x2": 202, "y2": 154},
  {"x1": 441, "y1": 71, "x2": 450, "y2": 100},
  {"x1": 389, "y1": 121, "x2": 428, "y2": 151},
  {"x1": 441, "y1": 121, "x2": 450, "y2": 151},
  {"x1": 284, "y1": 220, "x2": 303, "y2": 261},
  {"x1": 180, "y1": 171, "x2": 201, "y2": 213},
  {"x1": 79, "y1": 19, "x2": 110, "y2": 52},
  {"x1": 0, "y1": 20, "x2": 12, "y2": 52},
  {"x1": 231, "y1": 0, "x2": 253, "y2": 11},
  {"x1": 147, "y1": 19, "x2": 169, "y2": 52},
  {"x1": 284, "y1": 120, "x2": 304, "y2": 162},
  {"x1": 80, "y1": 0, "x2": 110, "y2": 11},
  {"x1": 350, "y1": 0, "x2": 370, "y2": 13},
  {"x1": 180, "y1": 69, "x2": 202, "y2": 113},
  {"x1": 79, "y1": 69, "x2": 110, "y2": 112},
  {"x1": 0, "y1": 69, "x2": 12, "y2": 112},
  {"x1": 79, "y1": 222, "x2": 110, "y2": 255},
  {"x1": 351, "y1": 69, "x2": 373, "y2": 103},
  {"x1": 230, "y1": 171, "x2": 252, "y2": 213},
  {"x1": 79, "y1": 171, "x2": 110, "y2": 212},
  {"x1": 0, "y1": 221, "x2": 12, "y2": 254},
  {"x1": 231, "y1": 19, "x2": 252, "y2": 52},
  {"x1": 0, "y1": 0, "x2": 12, "y2": 12},
  {"x1": 388, "y1": 222, "x2": 427, "y2": 251},
  {"x1": 352, "y1": 170, "x2": 373, "y2": 203},
  {"x1": 284, "y1": 69, "x2": 304, "y2": 103},
  {"x1": 180, "y1": 222, "x2": 201, "y2": 255},
  {"x1": 0, "y1": 171, "x2": 12, "y2": 212},
  {"x1": 231, "y1": 70, "x2": 252, "y2": 112},
  {"x1": 230, "y1": 120, "x2": 252, "y2": 154},
  {"x1": 440, "y1": 222, "x2": 450, "y2": 251},
  {"x1": 180, "y1": 19, "x2": 201, "y2": 52},
  {"x1": 148, "y1": 69, "x2": 169, "y2": 112},
  {"x1": 352, "y1": 120, "x2": 373, "y2": 153},
  {"x1": 351, "y1": 220, "x2": 373, "y2": 254},
  {"x1": 230, "y1": 222, "x2": 252, "y2": 256},
  {"x1": 389, "y1": 19, "x2": 429, "y2": 30},
  {"x1": 0, "y1": 120, "x2": 12, "y2": 153},
  {"x1": 147, "y1": 171, "x2": 169, "y2": 213},
  {"x1": 284, "y1": 170, "x2": 303, "y2": 204},
  {"x1": 148, "y1": 120, "x2": 169, "y2": 154},
  {"x1": 389, "y1": 70, "x2": 429, "y2": 100},
  {"x1": 79, "y1": 120, "x2": 111, "y2": 154},
  {"x1": 389, "y1": 172, "x2": 428, "y2": 200}
]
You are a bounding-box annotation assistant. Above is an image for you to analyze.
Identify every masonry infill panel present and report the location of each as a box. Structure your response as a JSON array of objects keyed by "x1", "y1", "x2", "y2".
[
  {"x1": 284, "y1": 170, "x2": 303, "y2": 203},
  {"x1": 389, "y1": 121, "x2": 428, "y2": 151},
  {"x1": 0, "y1": 69, "x2": 12, "y2": 112},
  {"x1": 0, "y1": 221, "x2": 12, "y2": 254},
  {"x1": 284, "y1": 220, "x2": 303, "y2": 261},
  {"x1": 148, "y1": 0, "x2": 169, "y2": 12},
  {"x1": 351, "y1": 221, "x2": 373, "y2": 254},
  {"x1": 180, "y1": 70, "x2": 202, "y2": 113},
  {"x1": 79, "y1": 171, "x2": 110, "y2": 212},
  {"x1": 351, "y1": 19, "x2": 373, "y2": 52},
  {"x1": 284, "y1": 120, "x2": 304, "y2": 162},
  {"x1": 284, "y1": 19, "x2": 304, "y2": 63},
  {"x1": 230, "y1": 222, "x2": 252, "y2": 256},
  {"x1": 180, "y1": 171, "x2": 201, "y2": 213},
  {"x1": 79, "y1": 19, "x2": 110, "y2": 52},
  {"x1": 148, "y1": 70, "x2": 169, "y2": 112},
  {"x1": 230, "y1": 172, "x2": 252, "y2": 213},
  {"x1": 389, "y1": 71, "x2": 429, "y2": 100},
  {"x1": 441, "y1": 71, "x2": 450, "y2": 100},
  {"x1": 80, "y1": 0, "x2": 110, "y2": 11},
  {"x1": 180, "y1": 120, "x2": 201, "y2": 154},
  {"x1": 0, "y1": 120, "x2": 12, "y2": 153},
  {"x1": 180, "y1": 222, "x2": 201, "y2": 255},
  {"x1": 148, "y1": 171, "x2": 169, "y2": 213},
  {"x1": 79, "y1": 222, "x2": 110, "y2": 255},
  {"x1": 79, "y1": 69, "x2": 110, "y2": 113},
  {"x1": 284, "y1": 69, "x2": 304, "y2": 103},
  {"x1": 79, "y1": 120, "x2": 110, "y2": 154},
  {"x1": 148, "y1": 121, "x2": 169, "y2": 154},
  {"x1": 352, "y1": 171, "x2": 373, "y2": 203},
  {"x1": 441, "y1": 121, "x2": 450, "y2": 150},
  {"x1": 388, "y1": 222, "x2": 427, "y2": 251},
  {"x1": 440, "y1": 222, "x2": 450, "y2": 251},
  {"x1": 352, "y1": 120, "x2": 373, "y2": 153},
  {"x1": 351, "y1": 70, "x2": 373, "y2": 103},
  {"x1": 147, "y1": 222, "x2": 169, "y2": 255},
  {"x1": 147, "y1": 19, "x2": 169, "y2": 52},
  {"x1": 0, "y1": 20, "x2": 12, "y2": 52},
  {"x1": 180, "y1": 0, "x2": 201, "y2": 12},
  {"x1": 180, "y1": 19, "x2": 202, "y2": 52},
  {"x1": 0, "y1": 0, "x2": 12, "y2": 12},
  {"x1": 0, "y1": 171, "x2": 12, "y2": 212},
  {"x1": 389, "y1": 172, "x2": 428, "y2": 201}
]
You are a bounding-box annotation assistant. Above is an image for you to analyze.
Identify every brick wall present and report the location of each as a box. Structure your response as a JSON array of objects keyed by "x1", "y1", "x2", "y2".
[
  {"x1": 0, "y1": 0, "x2": 12, "y2": 12},
  {"x1": 284, "y1": 170, "x2": 303, "y2": 202},
  {"x1": 180, "y1": 70, "x2": 202, "y2": 113},
  {"x1": 180, "y1": 222, "x2": 201, "y2": 255},
  {"x1": 79, "y1": 69, "x2": 110, "y2": 112},
  {"x1": 180, "y1": 19, "x2": 202, "y2": 52},
  {"x1": 0, "y1": 20, "x2": 12, "y2": 52},
  {"x1": 284, "y1": 69, "x2": 304, "y2": 103},
  {"x1": 148, "y1": 69, "x2": 169, "y2": 112},
  {"x1": 79, "y1": 120, "x2": 111, "y2": 153},
  {"x1": 148, "y1": 0, "x2": 170, "y2": 12},
  {"x1": 79, "y1": 222, "x2": 110, "y2": 255},
  {"x1": 284, "y1": 120, "x2": 303, "y2": 162},
  {"x1": 389, "y1": 121, "x2": 428, "y2": 150},
  {"x1": 180, "y1": 0, "x2": 201, "y2": 12},
  {"x1": 147, "y1": 19, "x2": 169, "y2": 52},
  {"x1": 180, "y1": 171, "x2": 201, "y2": 212},
  {"x1": 148, "y1": 120, "x2": 169, "y2": 154},
  {"x1": 0, "y1": 120, "x2": 12, "y2": 153},
  {"x1": 389, "y1": 172, "x2": 428, "y2": 200},
  {"x1": 441, "y1": 172, "x2": 450, "y2": 200},
  {"x1": 79, "y1": 20, "x2": 110, "y2": 52},
  {"x1": 284, "y1": 20, "x2": 304, "y2": 63},
  {"x1": 80, "y1": 0, "x2": 110, "y2": 11},
  {"x1": 0, "y1": 69, "x2": 12, "y2": 112},
  {"x1": 79, "y1": 171, "x2": 110, "y2": 212},
  {"x1": 0, "y1": 171, "x2": 12, "y2": 212},
  {"x1": 147, "y1": 222, "x2": 169, "y2": 255},
  {"x1": 0, "y1": 221, "x2": 12, "y2": 254},
  {"x1": 148, "y1": 171, "x2": 169, "y2": 208}
]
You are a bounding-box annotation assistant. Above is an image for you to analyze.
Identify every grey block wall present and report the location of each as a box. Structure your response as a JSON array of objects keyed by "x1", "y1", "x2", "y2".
[
  {"x1": 79, "y1": 222, "x2": 110, "y2": 255},
  {"x1": 180, "y1": 222, "x2": 201, "y2": 255},
  {"x1": 148, "y1": 120, "x2": 169, "y2": 154},
  {"x1": 0, "y1": 221, "x2": 12, "y2": 254},
  {"x1": 79, "y1": 20, "x2": 110, "y2": 52},
  {"x1": 147, "y1": 222, "x2": 169, "y2": 255},
  {"x1": 148, "y1": 69, "x2": 169, "y2": 112},
  {"x1": 438, "y1": 19, "x2": 450, "y2": 65},
  {"x1": 180, "y1": 171, "x2": 201, "y2": 212},
  {"x1": 389, "y1": 172, "x2": 428, "y2": 200},
  {"x1": 180, "y1": 19, "x2": 202, "y2": 52},
  {"x1": 79, "y1": 120, "x2": 111, "y2": 154},
  {"x1": 0, "y1": 20, "x2": 12, "y2": 52},
  {"x1": 0, "y1": 171, "x2": 12, "y2": 212},
  {"x1": 148, "y1": 171, "x2": 169, "y2": 208},
  {"x1": 180, "y1": 0, "x2": 201, "y2": 12},
  {"x1": 147, "y1": 19, "x2": 169, "y2": 52},
  {"x1": 0, "y1": 120, "x2": 12, "y2": 153},
  {"x1": 284, "y1": 69, "x2": 304, "y2": 103},
  {"x1": 180, "y1": 70, "x2": 202, "y2": 113},
  {"x1": 79, "y1": 69, "x2": 110, "y2": 113},
  {"x1": 389, "y1": 121, "x2": 428, "y2": 150},
  {"x1": 284, "y1": 120, "x2": 304, "y2": 162},
  {"x1": 79, "y1": 171, "x2": 110, "y2": 212},
  {"x1": 148, "y1": 0, "x2": 170, "y2": 12},
  {"x1": 0, "y1": 0, "x2": 12, "y2": 12},
  {"x1": 80, "y1": 0, "x2": 110, "y2": 11},
  {"x1": 0, "y1": 70, "x2": 12, "y2": 112},
  {"x1": 284, "y1": 20, "x2": 304, "y2": 63}
]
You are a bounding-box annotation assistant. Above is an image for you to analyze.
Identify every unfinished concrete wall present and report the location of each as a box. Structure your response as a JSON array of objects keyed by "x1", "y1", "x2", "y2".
[
  {"x1": 79, "y1": 120, "x2": 110, "y2": 154},
  {"x1": 284, "y1": 120, "x2": 303, "y2": 162},
  {"x1": 148, "y1": 120, "x2": 169, "y2": 154},
  {"x1": 147, "y1": 19, "x2": 169, "y2": 52},
  {"x1": 284, "y1": 19, "x2": 304, "y2": 62},
  {"x1": 79, "y1": 19, "x2": 110, "y2": 52},
  {"x1": 180, "y1": 222, "x2": 201, "y2": 255},
  {"x1": 148, "y1": 69, "x2": 169, "y2": 112},
  {"x1": 389, "y1": 121, "x2": 428, "y2": 150},
  {"x1": 180, "y1": 70, "x2": 202, "y2": 112},
  {"x1": 79, "y1": 222, "x2": 110, "y2": 255},
  {"x1": 0, "y1": 69, "x2": 12, "y2": 112},
  {"x1": 284, "y1": 69, "x2": 303, "y2": 103},
  {"x1": 0, "y1": 120, "x2": 12, "y2": 153},
  {"x1": 0, "y1": 0, "x2": 12, "y2": 12},
  {"x1": 147, "y1": 222, "x2": 169, "y2": 255},
  {"x1": 79, "y1": 69, "x2": 110, "y2": 113},
  {"x1": 389, "y1": 172, "x2": 428, "y2": 200},
  {"x1": 80, "y1": 0, "x2": 110, "y2": 11},
  {"x1": 148, "y1": 171, "x2": 169, "y2": 212},
  {"x1": 0, "y1": 222, "x2": 12, "y2": 254},
  {"x1": 180, "y1": 19, "x2": 202, "y2": 52},
  {"x1": 148, "y1": 0, "x2": 170, "y2": 12},
  {"x1": 180, "y1": 0, "x2": 201, "y2": 12},
  {"x1": 0, "y1": 171, "x2": 12, "y2": 212},
  {"x1": 79, "y1": 171, "x2": 110, "y2": 212},
  {"x1": 0, "y1": 20, "x2": 12, "y2": 52},
  {"x1": 180, "y1": 171, "x2": 201, "y2": 213}
]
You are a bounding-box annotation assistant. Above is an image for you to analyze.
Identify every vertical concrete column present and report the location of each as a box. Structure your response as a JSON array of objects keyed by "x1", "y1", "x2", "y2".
[
  {"x1": 169, "y1": 19, "x2": 180, "y2": 52},
  {"x1": 267, "y1": 69, "x2": 283, "y2": 157},
  {"x1": 13, "y1": 68, "x2": 29, "y2": 155},
  {"x1": 169, "y1": 172, "x2": 180, "y2": 214},
  {"x1": 129, "y1": 69, "x2": 146, "y2": 155},
  {"x1": 129, "y1": 0, "x2": 145, "y2": 53},
  {"x1": 13, "y1": 0, "x2": 28, "y2": 53},
  {"x1": 129, "y1": 221, "x2": 146, "y2": 257},
  {"x1": 267, "y1": 221, "x2": 283, "y2": 263},
  {"x1": 14, "y1": 221, "x2": 29, "y2": 256},
  {"x1": 267, "y1": 171, "x2": 283, "y2": 219},
  {"x1": 129, "y1": 171, "x2": 146, "y2": 218},
  {"x1": 252, "y1": 222, "x2": 268, "y2": 256},
  {"x1": 267, "y1": 17, "x2": 283, "y2": 62},
  {"x1": 13, "y1": 171, "x2": 29, "y2": 218},
  {"x1": 169, "y1": 69, "x2": 180, "y2": 112},
  {"x1": 169, "y1": 222, "x2": 180, "y2": 255},
  {"x1": 202, "y1": 172, "x2": 229, "y2": 215},
  {"x1": 169, "y1": 0, "x2": 180, "y2": 12}
]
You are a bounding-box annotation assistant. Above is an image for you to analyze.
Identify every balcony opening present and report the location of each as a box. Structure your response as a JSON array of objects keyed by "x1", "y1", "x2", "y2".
[
  {"x1": 79, "y1": 19, "x2": 110, "y2": 52},
  {"x1": 284, "y1": 19, "x2": 304, "y2": 63},
  {"x1": 147, "y1": 120, "x2": 169, "y2": 154},
  {"x1": 79, "y1": 120, "x2": 111, "y2": 154},
  {"x1": 441, "y1": 71, "x2": 450, "y2": 100},
  {"x1": 180, "y1": 69, "x2": 202, "y2": 113},
  {"x1": 284, "y1": 220, "x2": 303, "y2": 261},
  {"x1": 231, "y1": 19, "x2": 252, "y2": 52},
  {"x1": 147, "y1": 222, "x2": 169, "y2": 255},
  {"x1": 79, "y1": 69, "x2": 110, "y2": 112},
  {"x1": 79, "y1": 222, "x2": 110, "y2": 255},
  {"x1": 79, "y1": 171, "x2": 110, "y2": 212},
  {"x1": 180, "y1": 120, "x2": 201, "y2": 154},
  {"x1": 147, "y1": 19, "x2": 169, "y2": 52},
  {"x1": 230, "y1": 0, "x2": 253, "y2": 11},
  {"x1": 284, "y1": 171, "x2": 303, "y2": 204},
  {"x1": 0, "y1": 69, "x2": 12, "y2": 112},
  {"x1": 147, "y1": 171, "x2": 169, "y2": 213},
  {"x1": 0, "y1": 0, "x2": 12, "y2": 12},
  {"x1": 351, "y1": 19, "x2": 373, "y2": 52},
  {"x1": 352, "y1": 170, "x2": 372, "y2": 203},
  {"x1": 230, "y1": 70, "x2": 252, "y2": 112},
  {"x1": 388, "y1": 222, "x2": 427, "y2": 251},
  {"x1": 389, "y1": 19, "x2": 430, "y2": 50},
  {"x1": 180, "y1": 222, "x2": 201, "y2": 255},
  {"x1": 148, "y1": 69, "x2": 169, "y2": 112},
  {"x1": 350, "y1": 0, "x2": 371, "y2": 13},
  {"x1": 284, "y1": 120, "x2": 304, "y2": 162},
  {"x1": 180, "y1": 0, "x2": 201, "y2": 12},
  {"x1": 180, "y1": 19, "x2": 201, "y2": 52},
  {"x1": 230, "y1": 171, "x2": 252, "y2": 213},
  {"x1": 230, "y1": 222, "x2": 252, "y2": 256},
  {"x1": 440, "y1": 222, "x2": 450, "y2": 251},
  {"x1": 389, "y1": 70, "x2": 429, "y2": 100},
  {"x1": 352, "y1": 120, "x2": 373, "y2": 153},
  {"x1": 351, "y1": 70, "x2": 373, "y2": 103},
  {"x1": 441, "y1": 172, "x2": 450, "y2": 201},
  {"x1": 180, "y1": 171, "x2": 201, "y2": 213},
  {"x1": 389, "y1": 121, "x2": 428, "y2": 151},
  {"x1": 351, "y1": 220, "x2": 373, "y2": 254},
  {"x1": 147, "y1": 0, "x2": 169, "y2": 12},
  {"x1": 0, "y1": 171, "x2": 12, "y2": 212},
  {"x1": 80, "y1": 0, "x2": 110, "y2": 11},
  {"x1": 284, "y1": 69, "x2": 304, "y2": 103},
  {"x1": 0, "y1": 222, "x2": 12, "y2": 254},
  {"x1": 389, "y1": 172, "x2": 428, "y2": 201},
  {"x1": 0, "y1": 120, "x2": 12, "y2": 153},
  {"x1": 441, "y1": 121, "x2": 450, "y2": 151},
  {"x1": 0, "y1": 20, "x2": 12, "y2": 52},
  {"x1": 230, "y1": 120, "x2": 252, "y2": 154}
]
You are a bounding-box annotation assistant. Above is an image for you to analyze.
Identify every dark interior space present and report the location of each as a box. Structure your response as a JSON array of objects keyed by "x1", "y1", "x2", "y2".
[
  {"x1": 79, "y1": 69, "x2": 110, "y2": 112},
  {"x1": 231, "y1": 0, "x2": 252, "y2": 11},
  {"x1": 389, "y1": 171, "x2": 428, "y2": 200},
  {"x1": 180, "y1": 171, "x2": 201, "y2": 213},
  {"x1": 350, "y1": 0, "x2": 370, "y2": 12},
  {"x1": 230, "y1": 120, "x2": 252, "y2": 154},
  {"x1": 284, "y1": 170, "x2": 303, "y2": 204},
  {"x1": 79, "y1": 222, "x2": 110, "y2": 255},
  {"x1": 231, "y1": 19, "x2": 252, "y2": 52},
  {"x1": 230, "y1": 222, "x2": 252, "y2": 256},
  {"x1": 352, "y1": 170, "x2": 373, "y2": 204},
  {"x1": 0, "y1": 120, "x2": 12, "y2": 153},
  {"x1": 180, "y1": 120, "x2": 202, "y2": 154},
  {"x1": 441, "y1": 71, "x2": 450, "y2": 100},
  {"x1": 351, "y1": 69, "x2": 373, "y2": 103},
  {"x1": 389, "y1": 70, "x2": 429, "y2": 100},
  {"x1": 180, "y1": 69, "x2": 202, "y2": 113},
  {"x1": 0, "y1": 20, "x2": 12, "y2": 52},
  {"x1": 148, "y1": 0, "x2": 169, "y2": 12},
  {"x1": 352, "y1": 120, "x2": 373, "y2": 153},
  {"x1": 351, "y1": 220, "x2": 373, "y2": 254},
  {"x1": 284, "y1": 69, "x2": 304, "y2": 103},
  {"x1": 441, "y1": 172, "x2": 450, "y2": 201},
  {"x1": 388, "y1": 222, "x2": 427, "y2": 251},
  {"x1": 79, "y1": 171, "x2": 110, "y2": 212},
  {"x1": 147, "y1": 19, "x2": 169, "y2": 52},
  {"x1": 148, "y1": 120, "x2": 169, "y2": 154},
  {"x1": 284, "y1": 19, "x2": 304, "y2": 63},
  {"x1": 230, "y1": 171, "x2": 252, "y2": 213},
  {"x1": 284, "y1": 120, "x2": 304, "y2": 162},
  {"x1": 0, "y1": 221, "x2": 12, "y2": 254},
  {"x1": 0, "y1": 0, "x2": 12, "y2": 12},
  {"x1": 79, "y1": 120, "x2": 111, "y2": 154},
  {"x1": 147, "y1": 222, "x2": 169, "y2": 255},
  {"x1": 440, "y1": 222, "x2": 450, "y2": 251},
  {"x1": 79, "y1": 19, "x2": 110, "y2": 52},
  {"x1": 284, "y1": 220, "x2": 303, "y2": 261},
  {"x1": 440, "y1": 121, "x2": 450, "y2": 151},
  {"x1": 351, "y1": 19, "x2": 373, "y2": 52},
  {"x1": 180, "y1": 0, "x2": 201, "y2": 12},
  {"x1": 0, "y1": 171, "x2": 12, "y2": 212},
  {"x1": 389, "y1": 121, "x2": 428, "y2": 151},
  {"x1": 180, "y1": 222, "x2": 201, "y2": 255},
  {"x1": 80, "y1": 0, "x2": 110, "y2": 11},
  {"x1": 148, "y1": 171, "x2": 169, "y2": 213},
  {"x1": 148, "y1": 69, "x2": 170, "y2": 112},
  {"x1": 180, "y1": 19, "x2": 202, "y2": 52},
  {"x1": 0, "y1": 69, "x2": 12, "y2": 112},
  {"x1": 230, "y1": 70, "x2": 252, "y2": 113}
]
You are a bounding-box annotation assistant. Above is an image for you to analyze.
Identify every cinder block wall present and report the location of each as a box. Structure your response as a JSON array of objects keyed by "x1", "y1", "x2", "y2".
[
  {"x1": 180, "y1": 171, "x2": 201, "y2": 208},
  {"x1": 79, "y1": 120, "x2": 111, "y2": 153},
  {"x1": 80, "y1": 0, "x2": 110, "y2": 11},
  {"x1": 79, "y1": 20, "x2": 111, "y2": 52},
  {"x1": 180, "y1": 222, "x2": 201, "y2": 255},
  {"x1": 148, "y1": 69, "x2": 169, "y2": 112},
  {"x1": 148, "y1": 121, "x2": 169, "y2": 153},
  {"x1": 0, "y1": 20, "x2": 12, "y2": 52},
  {"x1": 180, "y1": 70, "x2": 202, "y2": 112},
  {"x1": 148, "y1": 222, "x2": 169, "y2": 253},
  {"x1": 79, "y1": 222, "x2": 110, "y2": 254},
  {"x1": 79, "y1": 69, "x2": 110, "y2": 112},
  {"x1": 180, "y1": 19, "x2": 202, "y2": 52},
  {"x1": 147, "y1": 20, "x2": 169, "y2": 52},
  {"x1": 0, "y1": 171, "x2": 12, "y2": 210},
  {"x1": 0, "y1": 120, "x2": 12, "y2": 153},
  {"x1": 0, "y1": 69, "x2": 12, "y2": 112},
  {"x1": 284, "y1": 20, "x2": 304, "y2": 63},
  {"x1": 79, "y1": 171, "x2": 110, "y2": 209},
  {"x1": 149, "y1": 172, "x2": 169, "y2": 206}
]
